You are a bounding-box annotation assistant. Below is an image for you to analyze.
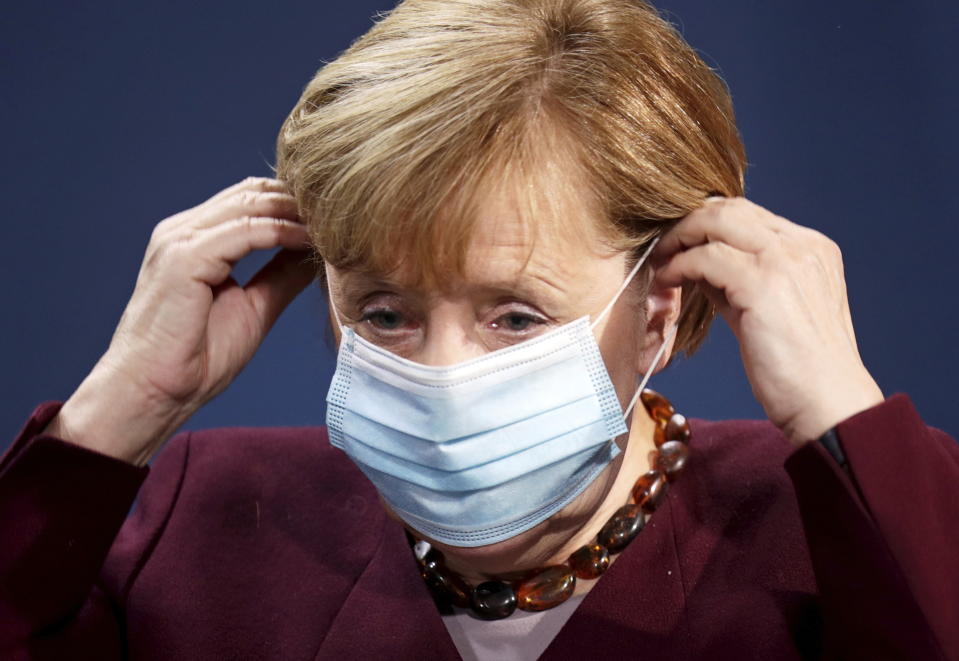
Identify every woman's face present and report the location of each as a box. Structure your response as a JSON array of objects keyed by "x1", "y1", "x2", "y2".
[
  {"x1": 327, "y1": 191, "x2": 660, "y2": 393},
  {"x1": 325, "y1": 182, "x2": 679, "y2": 565}
]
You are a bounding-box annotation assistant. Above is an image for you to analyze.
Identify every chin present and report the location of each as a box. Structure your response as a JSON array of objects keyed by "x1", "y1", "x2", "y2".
[{"x1": 378, "y1": 459, "x2": 620, "y2": 573}]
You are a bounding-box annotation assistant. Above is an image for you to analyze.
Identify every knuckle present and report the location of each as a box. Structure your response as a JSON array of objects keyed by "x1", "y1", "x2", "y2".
[
  {"x1": 146, "y1": 224, "x2": 179, "y2": 259},
  {"x1": 149, "y1": 214, "x2": 183, "y2": 242},
  {"x1": 826, "y1": 241, "x2": 844, "y2": 267},
  {"x1": 823, "y1": 235, "x2": 842, "y2": 258},
  {"x1": 259, "y1": 192, "x2": 284, "y2": 214},
  {"x1": 242, "y1": 176, "x2": 275, "y2": 191},
  {"x1": 143, "y1": 244, "x2": 162, "y2": 269},
  {"x1": 149, "y1": 222, "x2": 166, "y2": 244},
  {"x1": 145, "y1": 239, "x2": 177, "y2": 269},
  {"x1": 267, "y1": 217, "x2": 290, "y2": 237},
  {"x1": 200, "y1": 253, "x2": 230, "y2": 279},
  {"x1": 706, "y1": 197, "x2": 738, "y2": 221},
  {"x1": 712, "y1": 208, "x2": 735, "y2": 232},
  {"x1": 804, "y1": 228, "x2": 842, "y2": 258},
  {"x1": 707, "y1": 241, "x2": 730, "y2": 258},
  {"x1": 237, "y1": 190, "x2": 261, "y2": 209}
]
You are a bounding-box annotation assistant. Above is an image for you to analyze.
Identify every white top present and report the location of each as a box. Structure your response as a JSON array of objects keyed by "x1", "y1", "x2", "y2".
[{"x1": 442, "y1": 593, "x2": 587, "y2": 661}]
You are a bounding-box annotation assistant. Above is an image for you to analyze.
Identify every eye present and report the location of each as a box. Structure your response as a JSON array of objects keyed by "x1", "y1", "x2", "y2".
[
  {"x1": 497, "y1": 313, "x2": 533, "y2": 331},
  {"x1": 490, "y1": 309, "x2": 548, "y2": 334},
  {"x1": 361, "y1": 308, "x2": 407, "y2": 331}
]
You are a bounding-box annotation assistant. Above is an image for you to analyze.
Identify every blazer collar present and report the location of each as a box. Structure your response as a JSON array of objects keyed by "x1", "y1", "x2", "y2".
[{"x1": 315, "y1": 494, "x2": 686, "y2": 660}]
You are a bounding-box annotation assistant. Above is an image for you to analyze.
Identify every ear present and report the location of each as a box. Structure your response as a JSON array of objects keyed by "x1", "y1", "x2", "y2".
[{"x1": 636, "y1": 277, "x2": 682, "y2": 376}]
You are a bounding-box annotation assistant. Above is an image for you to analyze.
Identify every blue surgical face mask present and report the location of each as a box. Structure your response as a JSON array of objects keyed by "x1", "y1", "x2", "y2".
[{"x1": 325, "y1": 239, "x2": 675, "y2": 548}]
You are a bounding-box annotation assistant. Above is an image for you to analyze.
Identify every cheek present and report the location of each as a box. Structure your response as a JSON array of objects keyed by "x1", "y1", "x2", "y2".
[{"x1": 595, "y1": 302, "x2": 645, "y2": 410}]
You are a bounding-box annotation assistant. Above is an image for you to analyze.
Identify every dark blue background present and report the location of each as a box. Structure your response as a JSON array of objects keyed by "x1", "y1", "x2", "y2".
[{"x1": 3, "y1": 1, "x2": 957, "y2": 453}]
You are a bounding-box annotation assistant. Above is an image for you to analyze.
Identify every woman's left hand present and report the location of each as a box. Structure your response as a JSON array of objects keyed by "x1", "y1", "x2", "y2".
[{"x1": 652, "y1": 197, "x2": 884, "y2": 447}]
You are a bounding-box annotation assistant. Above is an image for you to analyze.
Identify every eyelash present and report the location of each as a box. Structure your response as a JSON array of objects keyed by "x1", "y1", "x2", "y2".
[
  {"x1": 489, "y1": 310, "x2": 548, "y2": 333},
  {"x1": 360, "y1": 307, "x2": 409, "y2": 332},
  {"x1": 356, "y1": 303, "x2": 550, "y2": 337}
]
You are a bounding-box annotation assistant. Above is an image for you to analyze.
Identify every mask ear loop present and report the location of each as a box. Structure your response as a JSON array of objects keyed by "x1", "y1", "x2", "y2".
[
  {"x1": 589, "y1": 236, "x2": 660, "y2": 331},
  {"x1": 623, "y1": 323, "x2": 678, "y2": 420},
  {"x1": 583, "y1": 235, "x2": 673, "y2": 420},
  {"x1": 323, "y1": 262, "x2": 345, "y2": 331}
]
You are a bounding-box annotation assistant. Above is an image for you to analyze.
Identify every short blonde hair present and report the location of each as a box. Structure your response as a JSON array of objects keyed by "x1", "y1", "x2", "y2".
[{"x1": 276, "y1": 0, "x2": 746, "y2": 357}]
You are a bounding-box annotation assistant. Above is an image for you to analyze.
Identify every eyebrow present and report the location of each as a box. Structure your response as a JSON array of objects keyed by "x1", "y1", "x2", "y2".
[{"x1": 335, "y1": 270, "x2": 568, "y2": 309}]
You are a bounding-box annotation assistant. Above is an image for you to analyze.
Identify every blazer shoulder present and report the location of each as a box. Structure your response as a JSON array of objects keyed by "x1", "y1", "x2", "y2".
[
  {"x1": 185, "y1": 423, "x2": 340, "y2": 463},
  {"x1": 690, "y1": 416, "x2": 794, "y2": 463},
  {"x1": 147, "y1": 424, "x2": 375, "y2": 518},
  {"x1": 683, "y1": 416, "x2": 798, "y2": 513}
]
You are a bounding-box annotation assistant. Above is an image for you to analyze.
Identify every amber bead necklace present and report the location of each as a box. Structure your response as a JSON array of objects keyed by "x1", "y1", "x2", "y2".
[{"x1": 410, "y1": 389, "x2": 691, "y2": 620}]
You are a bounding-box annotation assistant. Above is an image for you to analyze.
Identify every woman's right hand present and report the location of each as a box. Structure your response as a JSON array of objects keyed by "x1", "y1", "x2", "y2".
[{"x1": 43, "y1": 177, "x2": 315, "y2": 466}]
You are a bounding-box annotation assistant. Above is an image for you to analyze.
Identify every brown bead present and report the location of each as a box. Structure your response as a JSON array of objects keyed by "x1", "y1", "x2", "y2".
[
  {"x1": 654, "y1": 441, "x2": 689, "y2": 480},
  {"x1": 470, "y1": 581, "x2": 517, "y2": 620},
  {"x1": 632, "y1": 469, "x2": 669, "y2": 513},
  {"x1": 597, "y1": 504, "x2": 645, "y2": 553},
  {"x1": 640, "y1": 389, "x2": 674, "y2": 425},
  {"x1": 568, "y1": 544, "x2": 610, "y2": 580},
  {"x1": 653, "y1": 422, "x2": 667, "y2": 448},
  {"x1": 630, "y1": 470, "x2": 658, "y2": 502},
  {"x1": 665, "y1": 412, "x2": 691, "y2": 444},
  {"x1": 516, "y1": 566, "x2": 576, "y2": 612},
  {"x1": 418, "y1": 547, "x2": 444, "y2": 571},
  {"x1": 420, "y1": 553, "x2": 471, "y2": 608}
]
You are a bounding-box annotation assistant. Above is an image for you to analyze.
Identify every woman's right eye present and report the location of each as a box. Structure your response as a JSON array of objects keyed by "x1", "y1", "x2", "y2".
[{"x1": 360, "y1": 307, "x2": 410, "y2": 332}]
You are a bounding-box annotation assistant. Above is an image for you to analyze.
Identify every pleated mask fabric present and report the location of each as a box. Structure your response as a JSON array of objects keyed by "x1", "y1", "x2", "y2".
[{"x1": 325, "y1": 238, "x2": 668, "y2": 547}]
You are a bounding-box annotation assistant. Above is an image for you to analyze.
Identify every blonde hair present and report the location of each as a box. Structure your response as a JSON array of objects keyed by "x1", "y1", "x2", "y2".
[{"x1": 276, "y1": 0, "x2": 746, "y2": 357}]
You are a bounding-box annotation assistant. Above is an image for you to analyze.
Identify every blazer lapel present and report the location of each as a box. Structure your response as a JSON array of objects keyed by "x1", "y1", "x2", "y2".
[
  {"x1": 314, "y1": 516, "x2": 461, "y2": 660},
  {"x1": 541, "y1": 495, "x2": 688, "y2": 658},
  {"x1": 314, "y1": 489, "x2": 686, "y2": 660}
]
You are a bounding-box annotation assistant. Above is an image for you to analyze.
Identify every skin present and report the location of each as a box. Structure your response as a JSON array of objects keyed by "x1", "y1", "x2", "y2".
[
  {"x1": 44, "y1": 176, "x2": 883, "y2": 595},
  {"x1": 325, "y1": 182, "x2": 679, "y2": 587},
  {"x1": 43, "y1": 178, "x2": 316, "y2": 466},
  {"x1": 652, "y1": 197, "x2": 883, "y2": 445}
]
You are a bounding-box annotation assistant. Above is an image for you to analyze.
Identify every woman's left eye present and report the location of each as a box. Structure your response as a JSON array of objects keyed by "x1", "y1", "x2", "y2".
[
  {"x1": 362, "y1": 309, "x2": 407, "y2": 331},
  {"x1": 491, "y1": 312, "x2": 545, "y2": 333}
]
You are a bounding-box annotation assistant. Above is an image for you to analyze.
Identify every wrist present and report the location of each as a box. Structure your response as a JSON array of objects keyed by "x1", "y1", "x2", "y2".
[
  {"x1": 44, "y1": 362, "x2": 189, "y2": 466},
  {"x1": 784, "y1": 374, "x2": 884, "y2": 447}
]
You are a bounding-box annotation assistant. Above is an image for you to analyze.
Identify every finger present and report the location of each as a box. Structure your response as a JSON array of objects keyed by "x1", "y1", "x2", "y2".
[
  {"x1": 153, "y1": 178, "x2": 295, "y2": 239},
  {"x1": 695, "y1": 281, "x2": 735, "y2": 324},
  {"x1": 187, "y1": 217, "x2": 311, "y2": 285},
  {"x1": 163, "y1": 191, "x2": 300, "y2": 238},
  {"x1": 244, "y1": 249, "x2": 318, "y2": 331},
  {"x1": 652, "y1": 198, "x2": 779, "y2": 266},
  {"x1": 654, "y1": 241, "x2": 758, "y2": 312},
  {"x1": 205, "y1": 176, "x2": 290, "y2": 206},
  {"x1": 192, "y1": 191, "x2": 301, "y2": 230}
]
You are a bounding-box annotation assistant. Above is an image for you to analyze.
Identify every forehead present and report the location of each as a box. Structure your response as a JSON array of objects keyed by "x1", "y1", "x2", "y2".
[
  {"x1": 373, "y1": 165, "x2": 620, "y2": 299},
  {"x1": 462, "y1": 183, "x2": 613, "y2": 284},
  {"x1": 311, "y1": 104, "x2": 633, "y2": 290}
]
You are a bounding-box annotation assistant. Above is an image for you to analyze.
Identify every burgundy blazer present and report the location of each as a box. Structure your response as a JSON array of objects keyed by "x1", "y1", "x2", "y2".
[{"x1": 1, "y1": 394, "x2": 956, "y2": 660}]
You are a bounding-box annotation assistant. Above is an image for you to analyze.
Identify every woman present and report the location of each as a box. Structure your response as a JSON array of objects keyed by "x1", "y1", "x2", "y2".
[{"x1": 1, "y1": 0, "x2": 956, "y2": 659}]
